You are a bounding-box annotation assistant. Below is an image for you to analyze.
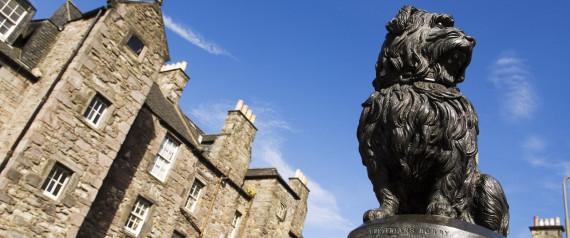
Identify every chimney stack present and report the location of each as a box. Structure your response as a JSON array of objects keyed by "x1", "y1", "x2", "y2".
[
  {"x1": 157, "y1": 61, "x2": 189, "y2": 103},
  {"x1": 530, "y1": 216, "x2": 565, "y2": 238}
]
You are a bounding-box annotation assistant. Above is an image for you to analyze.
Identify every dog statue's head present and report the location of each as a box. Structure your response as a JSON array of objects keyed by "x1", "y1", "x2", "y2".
[{"x1": 373, "y1": 5, "x2": 475, "y2": 90}]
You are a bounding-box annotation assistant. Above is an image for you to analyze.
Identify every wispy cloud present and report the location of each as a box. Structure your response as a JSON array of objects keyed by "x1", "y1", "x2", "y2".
[
  {"x1": 163, "y1": 15, "x2": 234, "y2": 58},
  {"x1": 522, "y1": 136, "x2": 547, "y2": 167},
  {"x1": 189, "y1": 101, "x2": 230, "y2": 133},
  {"x1": 521, "y1": 136, "x2": 570, "y2": 176},
  {"x1": 305, "y1": 181, "x2": 354, "y2": 232},
  {"x1": 522, "y1": 136, "x2": 546, "y2": 152},
  {"x1": 488, "y1": 52, "x2": 539, "y2": 120},
  {"x1": 188, "y1": 100, "x2": 352, "y2": 232}
]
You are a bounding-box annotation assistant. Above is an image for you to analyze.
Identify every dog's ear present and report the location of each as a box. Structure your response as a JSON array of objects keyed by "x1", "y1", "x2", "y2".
[{"x1": 386, "y1": 5, "x2": 417, "y2": 34}]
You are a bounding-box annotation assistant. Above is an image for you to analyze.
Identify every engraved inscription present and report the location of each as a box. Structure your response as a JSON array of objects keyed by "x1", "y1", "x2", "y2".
[{"x1": 368, "y1": 227, "x2": 450, "y2": 236}]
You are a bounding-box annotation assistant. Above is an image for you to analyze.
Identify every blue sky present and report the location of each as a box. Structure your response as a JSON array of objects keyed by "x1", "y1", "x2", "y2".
[{"x1": 34, "y1": 1, "x2": 570, "y2": 237}]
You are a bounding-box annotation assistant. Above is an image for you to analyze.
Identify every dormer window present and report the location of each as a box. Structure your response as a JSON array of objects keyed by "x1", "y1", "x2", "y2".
[{"x1": 0, "y1": 0, "x2": 27, "y2": 40}]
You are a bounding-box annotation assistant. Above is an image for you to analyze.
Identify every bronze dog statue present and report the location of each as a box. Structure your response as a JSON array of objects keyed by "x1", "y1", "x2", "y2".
[{"x1": 357, "y1": 5, "x2": 509, "y2": 236}]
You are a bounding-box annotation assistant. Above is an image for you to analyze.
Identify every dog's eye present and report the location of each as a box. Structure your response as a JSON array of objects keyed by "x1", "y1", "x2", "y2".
[
  {"x1": 435, "y1": 19, "x2": 449, "y2": 28},
  {"x1": 434, "y1": 16, "x2": 454, "y2": 28}
]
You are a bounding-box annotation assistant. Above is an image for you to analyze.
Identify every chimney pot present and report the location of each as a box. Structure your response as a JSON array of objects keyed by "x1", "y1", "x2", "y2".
[{"x1": 235, "y1": 100, "x2": 244, "y2": 110}]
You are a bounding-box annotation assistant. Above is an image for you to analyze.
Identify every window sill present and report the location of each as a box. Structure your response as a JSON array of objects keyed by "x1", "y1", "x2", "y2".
[
  {"x1": 121, "y1": 228, "x2": 138, "y2": 238},
  {"x1": 147, "y1": 171, "x2": 168, "y2": 185},
  {"x1": 75, "y1": 114, "x2": 105, "y2": 136}
]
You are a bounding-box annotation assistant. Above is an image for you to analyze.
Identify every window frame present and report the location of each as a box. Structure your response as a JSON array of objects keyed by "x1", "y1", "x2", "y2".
[
  {"x1": 184, "y1": 179, "x2": 204, "y2": 211},
  {"x1": 124, "y1": 197, "x2": 151, "y2": 236},
  {"x1": 126, "y1": 34, "x2": 144, "y2": 56},
  {"x1": 0, "y1": 0, "x2": 27, "y2": 41},
  {"x1": 149, "y1": 135, "x2": 179, "y2": 181},
  {"x1": 41, "y1": 163, "x2": 72, "y2": 200},
  {"x1": 277, "y1": 202, "x2": 287, "y2": 220},
  {"x1": 171, "y1": 230, "x2": 186, "y2": 238},
  {"x1": 229, "y1": 211, "x2": 242, "y2": 238},
  {"x1": 123, "y1": 31, "x2": 148, "y2": 63},
  {"x1": 83, "y1": 95, "x2": 109, "y2": 127}
]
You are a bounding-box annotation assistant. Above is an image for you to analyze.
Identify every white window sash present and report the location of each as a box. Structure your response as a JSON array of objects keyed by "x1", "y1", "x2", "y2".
[
  {"x1": 125, "y1": 198, "x2": 150, "y2": 235},
  {"x1": 42, "y1": 165, "x2": 71, "y2": 200},
  {"x1": 185, "y1": 181, "x2": 203, "y2": 210},
  {"x1": 149, "y1": 136, "x2": 178, "y2": 180},
  {"x1": 84, "y1": 96, "x2": 108, "y2": 126},
  {"x1": 229, "y1": 212, "x2": 242, "y2": 238},
  {"x1": 0, "y1": 0, "x2": 27, "y2": 40}
]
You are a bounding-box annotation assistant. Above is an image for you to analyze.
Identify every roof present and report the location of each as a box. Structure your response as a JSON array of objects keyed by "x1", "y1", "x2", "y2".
[
  {"x1": 49, "y1": 1, "x2": 83, "y2": 29},
  {"x1": 245, "y1": 168, "x2": 300, "y2": 200},
  {"x1": 144, "y1": 83, "x2": 202, "y2": 150},
  {"x1": 201, "y1": 134, "x2": 218, "y2": 143},
  {"x1": 0, "y1": 0, "x2": 93, "y2": 79}
]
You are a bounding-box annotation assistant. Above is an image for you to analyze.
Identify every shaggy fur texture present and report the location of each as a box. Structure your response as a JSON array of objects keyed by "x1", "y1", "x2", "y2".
[{"x1": 357, "y1": 5, "x2": 509, "y2": 236}]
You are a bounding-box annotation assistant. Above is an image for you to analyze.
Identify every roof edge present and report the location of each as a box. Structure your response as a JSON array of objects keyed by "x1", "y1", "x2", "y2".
[{"x1": 245, "y1": 168, "x2": 300, "y2": 200}]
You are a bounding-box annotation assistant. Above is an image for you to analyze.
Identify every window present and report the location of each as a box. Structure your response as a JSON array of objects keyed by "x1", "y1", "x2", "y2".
[
  {"x1": 83, "y1": 95, "x2": 109, "y2": 126},
  {"x1": 41, "y1": 163, "x2": 71, "y2": 200},
  {"x1": 171, "y1": 231, "x2": 185, "y2": 238},
  {"x1": 277, "y1": 202, "x2": 286, "y2": 219},
  {"x1": 149, "y1": 135, "x2": 179, "y2": 181},
  {"x1": 0, "y1": 0, "x2": 27, "y2": 40},
  {"x1": 184, "y1": 180, "x2": 204, "y2": 211},
  {"x1": 126, "y1": 34, "x2": 144, "y2": 56},
  {"x1": 228, "y1": 211, "x2": 242, "y2": 238},
  {"x1": 125, "y1": 197, "x2": 151, "y2": 235}
]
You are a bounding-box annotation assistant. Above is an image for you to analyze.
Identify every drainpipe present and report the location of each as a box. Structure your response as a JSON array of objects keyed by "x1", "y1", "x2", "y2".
[
  {"x1": 0, "y1": 8, "x2": 105, "y2": 174},
  {"x1": 238, "y1": 193, "x2": 255, "y2": 238}
]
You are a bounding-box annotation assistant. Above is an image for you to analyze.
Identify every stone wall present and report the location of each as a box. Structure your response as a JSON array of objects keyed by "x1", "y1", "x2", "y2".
[
  {"x1": 0, "y1": 2, "x2": 168, "y2": 237},
  {"x1": 288, "y1": 177, "x2": 310, "y2": 237},
  {"x1": 0, "y1": 63, "x2": 35, "y2": 156},
  {"x1": 0, "y1": 19, "x2": 75, "y2": 160},
  {"x1": 241, "y1": 168, "x2": 309, "y2": 238},
  {"x1": 78, "y1": 106, "x2": 203, "y2": 237}
]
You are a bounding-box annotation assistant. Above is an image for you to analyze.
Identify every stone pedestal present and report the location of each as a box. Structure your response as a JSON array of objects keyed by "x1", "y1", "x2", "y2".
[{"x1": 348, "y1": 215, "x2": 504, "y2": 238}]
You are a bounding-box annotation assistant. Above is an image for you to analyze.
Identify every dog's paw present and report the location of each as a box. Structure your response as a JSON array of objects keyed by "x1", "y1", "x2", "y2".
[
  {"x1": 427, "y1": 202, "x2": 457, "y2": 218},
  {"x1": 363, "y1": 208, "x2": 394, "y2": 222}
]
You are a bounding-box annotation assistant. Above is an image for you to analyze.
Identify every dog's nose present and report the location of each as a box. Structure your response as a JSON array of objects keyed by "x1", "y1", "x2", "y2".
[{"x1": 465, "y1": 35, "x2": 476, "y2": 45}]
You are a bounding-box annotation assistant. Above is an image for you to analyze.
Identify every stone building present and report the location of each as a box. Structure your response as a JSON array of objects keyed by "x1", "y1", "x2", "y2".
[
  {"x1": 529, "y1": 216, "x2": 565, "y2": 238},
  {"x1": 0, "y1": 1, "x2": 309, "y2": 237}
]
